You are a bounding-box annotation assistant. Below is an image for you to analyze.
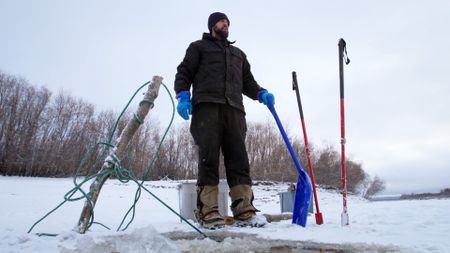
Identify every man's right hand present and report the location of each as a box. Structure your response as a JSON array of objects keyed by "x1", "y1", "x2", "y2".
[{"x1": 176, "y1": 91, "x2": 192, "y2": 120}]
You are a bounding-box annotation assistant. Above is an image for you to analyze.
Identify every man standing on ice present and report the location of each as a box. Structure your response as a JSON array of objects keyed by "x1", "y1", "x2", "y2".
[{"x1": 174, "y1": 12, "x2": 275, "y2": 229}]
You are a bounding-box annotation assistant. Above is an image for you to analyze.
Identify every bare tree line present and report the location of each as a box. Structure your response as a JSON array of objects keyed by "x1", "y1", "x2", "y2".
[{"x1": 0, "y1": 70, "x2": 385, "y2": 196}]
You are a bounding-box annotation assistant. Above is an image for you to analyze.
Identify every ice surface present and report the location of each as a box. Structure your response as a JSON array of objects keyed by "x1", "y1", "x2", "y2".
[{"x1": 1, "y1": 176, "x2": 449, "y2": 253}]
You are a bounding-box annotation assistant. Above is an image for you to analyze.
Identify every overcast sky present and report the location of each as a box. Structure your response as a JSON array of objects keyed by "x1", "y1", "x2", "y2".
[{"x1": 1, "y1": 0, "x2": 449, "y2": 194}]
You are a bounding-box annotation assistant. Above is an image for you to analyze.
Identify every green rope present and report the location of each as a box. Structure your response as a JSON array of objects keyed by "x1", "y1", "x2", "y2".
[{"x1": 27, "y1": 81, "x2": 207, "y2": 238}]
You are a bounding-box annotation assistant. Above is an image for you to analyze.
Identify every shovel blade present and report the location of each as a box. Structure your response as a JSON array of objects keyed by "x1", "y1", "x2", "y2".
[{"x1": 292, "y1": 172, "x2": 312, "y2": 227}]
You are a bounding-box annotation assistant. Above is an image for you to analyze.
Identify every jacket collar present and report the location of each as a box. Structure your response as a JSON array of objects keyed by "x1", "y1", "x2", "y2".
[{"x1": 202, "y1": 33, "x2": 235, "y2": 45}]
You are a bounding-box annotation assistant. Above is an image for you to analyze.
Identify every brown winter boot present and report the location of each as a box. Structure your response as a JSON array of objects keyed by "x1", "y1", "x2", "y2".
[
  {"x1": 229, "y1": 184, "x2": 258, "y2": 221},
  {"x1": 194, "y1": 185, "x2": 226, "y2": 229}
]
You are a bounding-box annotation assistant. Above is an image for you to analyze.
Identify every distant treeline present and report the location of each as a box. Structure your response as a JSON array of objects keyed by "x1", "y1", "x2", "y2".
[
  {"x1": 0, "y1": 70, "x2": 385, "y2": 197},
  {"x1": 400, "y1": 188, "x2": 450, "y2": 200}
]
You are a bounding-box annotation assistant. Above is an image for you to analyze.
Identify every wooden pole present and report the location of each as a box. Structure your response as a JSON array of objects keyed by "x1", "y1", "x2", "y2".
[
  {"x1": 76, "y1": 76, "x2": 163, "y2": 234},
  {"x1": 224, "y1": 213, "x2": 293, "y2": 224}
]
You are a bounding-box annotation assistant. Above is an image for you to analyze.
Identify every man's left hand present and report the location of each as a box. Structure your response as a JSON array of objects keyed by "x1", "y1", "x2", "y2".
[{"x1": 258, "y1": 90, "x2": 275, "y2": 106}]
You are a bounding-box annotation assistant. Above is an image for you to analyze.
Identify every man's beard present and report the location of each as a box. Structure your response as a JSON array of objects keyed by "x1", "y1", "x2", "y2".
[{"x1": 213, "y1": 26, "x2": 229, "y2": 39}]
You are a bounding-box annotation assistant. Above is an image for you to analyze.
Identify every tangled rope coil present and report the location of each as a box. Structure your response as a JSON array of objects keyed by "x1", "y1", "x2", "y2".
[{"x1": 27, "y1": 81, "x2": 207, "y2": 238}]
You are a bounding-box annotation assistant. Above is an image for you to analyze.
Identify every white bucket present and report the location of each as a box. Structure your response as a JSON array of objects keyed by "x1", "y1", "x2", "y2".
[
  {"x1": 279, "y1": 191, "x2": 313, "y2": 213},
  {"x1": 178, "y1": 181, "x2": 229, "y2": 222}
]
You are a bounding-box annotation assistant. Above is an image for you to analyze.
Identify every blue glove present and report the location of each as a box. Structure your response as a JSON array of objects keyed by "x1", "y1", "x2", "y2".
[
  {"x1": 258, "y1": 90, "x2": 275, "y2": 106},
  {"x1": 176, "y1": 91, "x2": 192, "y2": 120}
]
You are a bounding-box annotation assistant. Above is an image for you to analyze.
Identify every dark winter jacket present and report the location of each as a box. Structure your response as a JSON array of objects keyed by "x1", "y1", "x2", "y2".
[{"x1": 174, "y1": 33, "x2": 265, "y2": 113}]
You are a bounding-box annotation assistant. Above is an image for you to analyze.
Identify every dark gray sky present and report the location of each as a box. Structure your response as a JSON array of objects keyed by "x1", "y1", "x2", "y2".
[{"x1": 1, "y1": 0, "x2": 449, "y2": 194}]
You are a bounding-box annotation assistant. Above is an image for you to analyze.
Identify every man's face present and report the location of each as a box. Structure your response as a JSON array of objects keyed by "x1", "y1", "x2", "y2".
[{"x1": 213, "y1": 18, "x2": 229, "y2": 39}]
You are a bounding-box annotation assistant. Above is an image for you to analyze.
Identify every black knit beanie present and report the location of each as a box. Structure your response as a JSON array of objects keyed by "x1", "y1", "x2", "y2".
[{"x1": 208, "y1": 12, "x2": 230, "y2": 32}]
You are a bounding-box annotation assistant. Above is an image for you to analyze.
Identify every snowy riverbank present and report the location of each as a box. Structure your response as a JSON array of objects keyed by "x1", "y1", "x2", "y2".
[{"x1": 1, "y1": 176, "x2": 449, "y2": 252}]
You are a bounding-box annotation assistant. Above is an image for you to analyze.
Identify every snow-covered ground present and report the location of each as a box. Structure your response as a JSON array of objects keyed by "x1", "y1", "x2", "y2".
[{"x1": 0, "y1": 176, "x2": 449, "y2": 252}]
